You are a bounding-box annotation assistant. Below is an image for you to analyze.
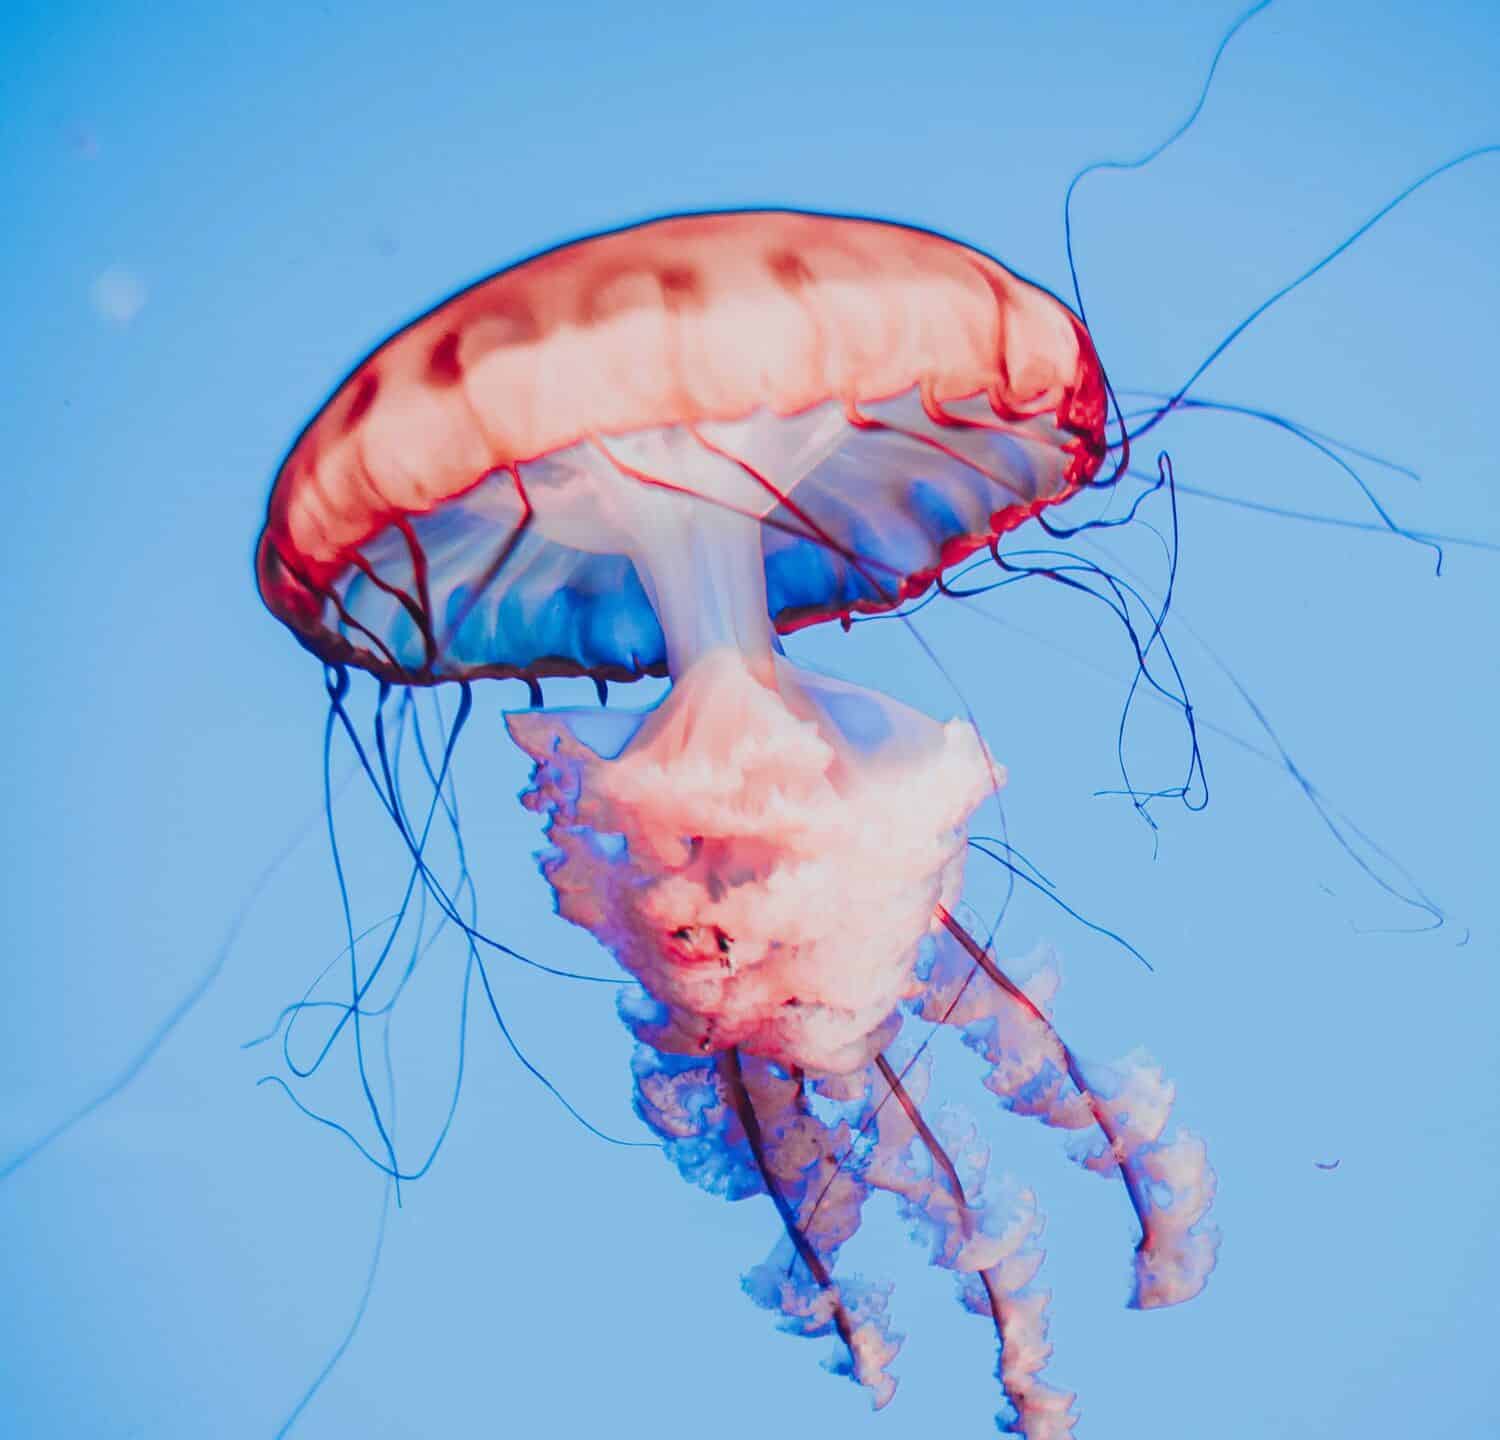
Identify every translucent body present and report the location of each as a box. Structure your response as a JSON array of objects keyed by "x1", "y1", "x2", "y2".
[{"x1": 256, "y1": 211, "x2": 1216, "y2": 1435}]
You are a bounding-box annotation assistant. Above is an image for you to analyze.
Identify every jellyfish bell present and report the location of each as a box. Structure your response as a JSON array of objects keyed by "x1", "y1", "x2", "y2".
[
  {"x1": 257, "y1": 210, "x2": 1215, "y2": 1436},
  {"x1": 257, "y1": 210, "x2": 1104, "y2": 677}
]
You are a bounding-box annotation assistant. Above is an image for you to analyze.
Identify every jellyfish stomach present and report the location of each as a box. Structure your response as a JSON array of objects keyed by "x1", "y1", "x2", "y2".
[{"x1": 510, "y1": 648, "x2": 1000, "y2": 1073}]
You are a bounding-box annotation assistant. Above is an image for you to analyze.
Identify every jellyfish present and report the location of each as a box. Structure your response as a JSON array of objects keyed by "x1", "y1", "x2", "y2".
[{"x1": 256, "y1": 210, "x2": 1218, "y2": 1436}]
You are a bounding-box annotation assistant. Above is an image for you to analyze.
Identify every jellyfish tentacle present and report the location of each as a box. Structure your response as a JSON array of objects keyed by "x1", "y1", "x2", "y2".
[
  {"x1": 721, "y1": 1050, "x2": 901, "y2": 1407},
  {"x1": 936, "y1": 905, "x2": 1153, "y2": 1229},
  {"x1": 867, "y1": 1054, "x2": 1076, "y2": 1439},
  {"x1": 791, "y1": 955, "x2": 995, "y2": 1248},
  {"x1": 721, "y1": 1050, "x2": 850, "y2": 1319},
  {"x1": 873, "y1": 1054, "x2": 968, "y2": 1214},
  {"x1": 932, "y1": 906, "x2": 1219, "y2": 1310}
]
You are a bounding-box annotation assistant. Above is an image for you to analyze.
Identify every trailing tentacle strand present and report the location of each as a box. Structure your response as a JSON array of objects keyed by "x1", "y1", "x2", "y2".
[{"x1": 930, "y1": 907, "x2": 1219, "y2": 1308}]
